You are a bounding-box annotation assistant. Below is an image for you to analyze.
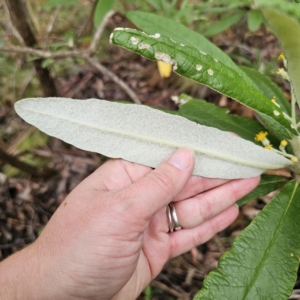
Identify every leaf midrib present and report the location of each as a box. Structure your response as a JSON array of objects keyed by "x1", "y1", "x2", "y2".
[
  {"x1": 241, "y1": 181, "x2": 298, "y2": 299},
  {"x1": 23, "y1": 106, "x2": 280, "y2": 169}
]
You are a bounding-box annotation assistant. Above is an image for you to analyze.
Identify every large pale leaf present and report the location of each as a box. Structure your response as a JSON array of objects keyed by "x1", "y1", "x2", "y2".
[
  {"x1": 236, "y1": 174, "x2": 288, "y2": 206},
  {"x1": 15, "y1": 98, "x2": 292, "y2": 179},
  {"x1": 261, "y1": 7, "x2": 300, "y2": 108},
  {"x1": 195, "y1": 180, "x2": 300, "y2": 300},
  {"x1": 177, "y1": 97, "x2": 279, "y2": 145},
  {"x1": 111, "y1": 28, "x2": 296, "y2": 137}
]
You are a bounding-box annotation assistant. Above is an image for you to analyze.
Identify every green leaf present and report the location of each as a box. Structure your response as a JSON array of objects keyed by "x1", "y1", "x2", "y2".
[
  {"x1": 195, "y1": 180, "x2": 300, "y2": 300},
  {"x1": 15, "y1": 98, "x2": 293, "y2": 179},
  {"x1": 204, "y1": 11, "x2": 247, "y2": 37},
  {"x1": 93, "y1": 0, "x2": 115, "y2": 28},
  {"x1": 43, "y1": 0, "x2": 78, "y2": 8},
  {"x1": 177, "y1": 97, "x2": 278, "y2": 145},
  {"x1": 125, "y1": 11, "x2": 252, "y2": 85},
  {"x1": 247, "y1": 10, "x2": 264, "y2": 32},
  {"x1": 240, "y1": 66, "x2": 291, "y2": 116},
  {"x1": 111, "y1": 28, "x2": 295, "y2": 137},
  {"x1": 236, "y1": 174, "x2": 288, "y2": 206},
  {"x1": 41, "y1": 58, "x2": 55, "y2": 68},
  {"x1": 256, "y1": 0, "x2": 300, "y2": 23},
  {"x1": 17, "y1": 130, "x2": 49, "y2": 152},
  {"x1": 261, "y1": 7, "x2": 300, "y2": 107}
]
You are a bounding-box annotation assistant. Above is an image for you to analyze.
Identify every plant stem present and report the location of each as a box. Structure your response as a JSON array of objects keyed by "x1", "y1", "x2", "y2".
[{"x1": 291, "y1": 87, "x2": 297, "y2": 130}]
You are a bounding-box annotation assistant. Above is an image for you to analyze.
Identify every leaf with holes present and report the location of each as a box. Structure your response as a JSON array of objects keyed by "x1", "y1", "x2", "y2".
[
  {"x1": 111, "y1": 28, "x2": 296, "y2": 137},
  {"x1": 126, "y1": 11, "x2": 252, "y2": 84}
]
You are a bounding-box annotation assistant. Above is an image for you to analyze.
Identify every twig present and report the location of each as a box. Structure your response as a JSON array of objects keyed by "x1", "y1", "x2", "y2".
[
  {"x1": 0, "y1": 9, "x2": 141, "y2": 104},
  {"x1": 2, "y1": 0, "x2": 23, "y2": 43},
  {"x1": 4, "y1": 0, "x2": 58, "y2": 96},
  {"x1": 89, "y1": 10, "x2": 115, "y2": 54},
  {"x1": 0, "y1": 147, "x2": 57, "y2": 179},
  {"x1": 86, "y1": 57, "x2": 141, "y2": 104},
  {"x1": 151, "y1": 280, "x2": 187, "y2": 299},
  {"x1": 45, "y1": 6, "x2": 61, "y2": 48},
  {"x1": 0, "y1": 45, "x2": 88, "y2": 58}
]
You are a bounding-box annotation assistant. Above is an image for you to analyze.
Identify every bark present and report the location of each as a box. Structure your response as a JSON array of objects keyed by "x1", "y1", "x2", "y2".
[{"x1": 4, "y1": 0, "x2": 58, "y2": 97}]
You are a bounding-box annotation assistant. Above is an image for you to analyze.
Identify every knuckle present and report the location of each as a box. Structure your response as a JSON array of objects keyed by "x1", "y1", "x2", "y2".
[
  {"x1": 191, "y1": 227, "x2": 203, "y2": 247},
  {"x1": 228, "y1": 180, "x2": 240, "y2": 200},
  {"x1": 148, "y1": 170, "x2": 175, "y2": 195},
  {"x1": 197, "y1": 197, "x2": 214, "y2": 221},
  {"x1": 209, "y1": 216, "x2": 222, "y2": 234}
]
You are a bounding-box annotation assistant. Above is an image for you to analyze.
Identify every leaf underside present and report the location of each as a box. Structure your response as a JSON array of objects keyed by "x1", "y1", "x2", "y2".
[
  {"x1": 195, "y1": 180, "x2": 300, "y2": 300},
  {"x1": 14, "y1": 98, "x2": 292, "y2": 179}
]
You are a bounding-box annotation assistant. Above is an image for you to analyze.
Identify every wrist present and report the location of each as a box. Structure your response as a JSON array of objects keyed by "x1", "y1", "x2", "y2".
[{"x1": 0, "y1": 242, "x2": 54, "y2": 299}]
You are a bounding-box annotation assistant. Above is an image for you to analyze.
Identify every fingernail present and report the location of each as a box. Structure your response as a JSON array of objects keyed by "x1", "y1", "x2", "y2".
[
  {"x1": 234, "y1": 203, "x2": 240, "y2": 209},
  {"x1": 168, "y1": 148, "x2": 194, "y2": 170}
]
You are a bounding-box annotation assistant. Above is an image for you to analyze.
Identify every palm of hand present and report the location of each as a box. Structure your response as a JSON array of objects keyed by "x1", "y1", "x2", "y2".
[{"x1": 36, "y1": 157, "x2": 258, "y2": 300}]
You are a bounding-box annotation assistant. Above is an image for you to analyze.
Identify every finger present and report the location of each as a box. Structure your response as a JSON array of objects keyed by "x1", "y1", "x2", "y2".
[
  {"x1": 83, "y1": 159, "x2": 152, "y2": 191},
  {"x1": 174, "y1": 176, "x2": 260, "y2": 228},
  {"x1": 169, "y1": 205, "x2": 239, "y2": 258},
  {"x1": 119, "y1": 148, "x2": 195, "y2": 220},
  {"x1": 174, "y1": 175, "x2": 228, "y2": 201}
]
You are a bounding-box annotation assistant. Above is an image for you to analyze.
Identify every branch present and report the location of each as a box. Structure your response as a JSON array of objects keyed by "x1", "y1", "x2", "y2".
[
  {"x1": 45, "y1": 6, "x2": 61, "y2": 47},
  {"x1": 151, "y1": 280, "x2": 186, "y2": 299},
  {"x1": 4, "y1": 0, "x2": 58, "y2": 97},
  {"x1": 86, "y1": 57, "x2": 141, "y2": 104},
  {"x1": 0, "y1": 45, "x2": 88, "y2": 59},
  {"x1": 0, "y1": 9, "x2": 141, "y2": 104},
  {"x1": 0, "y1": 147, "x2": 57, "y2": 179}
]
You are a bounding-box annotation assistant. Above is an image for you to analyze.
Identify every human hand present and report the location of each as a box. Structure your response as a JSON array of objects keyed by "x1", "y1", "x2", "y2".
[{"x1": 0, "y1": 148, "x2": 259, "y2": 300}]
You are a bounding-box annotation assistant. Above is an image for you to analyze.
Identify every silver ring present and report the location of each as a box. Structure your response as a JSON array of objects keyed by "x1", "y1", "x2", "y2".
[
  {"x1": 166, "y1": 204, "x2": 174, "y2": 232},
  {"x1": 166, "y1": 202, "x2": 182, "y2": 232},
  {"x1": 169, "y1": 202, "x2": 182, "y2": 231}
]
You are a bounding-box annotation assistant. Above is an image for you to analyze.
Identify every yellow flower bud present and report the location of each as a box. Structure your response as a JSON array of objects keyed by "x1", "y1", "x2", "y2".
[
  {"x1": 254, "y1": 131, "x2": 268, "y2": 142},
  {"x1": 276, "y1": 68, "x2": 289, "y2": 80},
  {"x1": 278, "y1": 53, "x2": 285, "y2": 61}
]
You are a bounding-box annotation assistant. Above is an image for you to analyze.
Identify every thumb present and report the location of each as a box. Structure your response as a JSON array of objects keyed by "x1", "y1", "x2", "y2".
[{"x1": 122, "y1": 148, "x2": 195, "y2": 220}]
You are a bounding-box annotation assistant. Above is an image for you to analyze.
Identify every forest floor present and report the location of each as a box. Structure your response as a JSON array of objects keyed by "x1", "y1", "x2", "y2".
[{"x1": 1, "y1": 12, "x2": 299, "y2": 300}]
